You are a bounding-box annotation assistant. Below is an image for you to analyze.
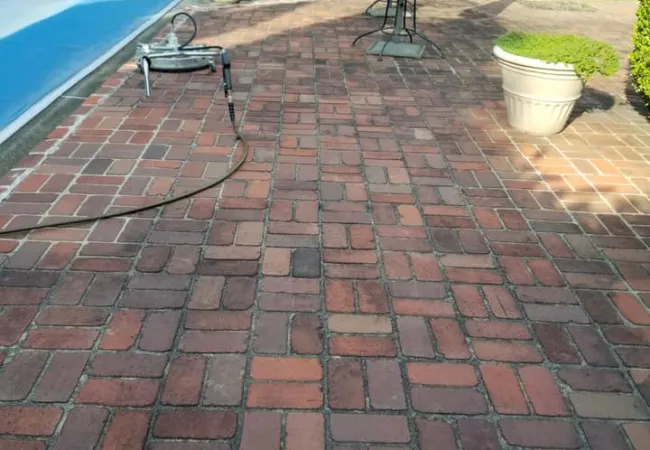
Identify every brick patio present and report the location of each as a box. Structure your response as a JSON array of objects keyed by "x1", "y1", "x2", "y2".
[{"x1": 1, "y1": 0, "x2": 650, "y2": 448}]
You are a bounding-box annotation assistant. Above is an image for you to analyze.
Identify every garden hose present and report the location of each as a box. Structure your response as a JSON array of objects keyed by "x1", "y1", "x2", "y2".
[
  {"x1": 174, "y1": 12, "x2": 198, "y2": 49},
  {"x1": 0, "y1": 119, "x2": 248, "y2": 237}
]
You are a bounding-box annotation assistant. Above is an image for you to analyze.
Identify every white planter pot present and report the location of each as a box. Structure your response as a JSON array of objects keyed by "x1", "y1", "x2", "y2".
[{"x1": 493, "y1": 45, "x2": 584, "y2": 135}]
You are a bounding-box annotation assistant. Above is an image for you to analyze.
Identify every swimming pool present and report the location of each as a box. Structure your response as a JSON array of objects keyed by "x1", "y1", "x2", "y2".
[{"x1": 0, "y1": 0, "x2": 180, "y2": 143}]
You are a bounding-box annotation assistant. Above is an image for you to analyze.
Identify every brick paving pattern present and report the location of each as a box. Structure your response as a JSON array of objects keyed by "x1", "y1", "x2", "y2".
[{"x1": 0, "y1": 0, "x2": 650, "y2": 448}]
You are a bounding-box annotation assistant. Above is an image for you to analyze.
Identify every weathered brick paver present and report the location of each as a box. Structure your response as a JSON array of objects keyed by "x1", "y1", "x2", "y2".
[{"x1": 0, "y1": 0, "x2": 650, "y2": 448}]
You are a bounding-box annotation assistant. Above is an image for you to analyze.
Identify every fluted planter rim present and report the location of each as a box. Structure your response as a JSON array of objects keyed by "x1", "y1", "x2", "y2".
[{"x1": 493, "y1": 44, "x2": 577, "y2": 74}]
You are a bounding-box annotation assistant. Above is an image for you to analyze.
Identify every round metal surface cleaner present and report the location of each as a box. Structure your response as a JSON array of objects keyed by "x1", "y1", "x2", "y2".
[
  {"x1": 135, "y1": 11, "x2": 221, "y2": 73},
  {"x1": 136, "y1": 43, "x2": 217, "y2": 72}
]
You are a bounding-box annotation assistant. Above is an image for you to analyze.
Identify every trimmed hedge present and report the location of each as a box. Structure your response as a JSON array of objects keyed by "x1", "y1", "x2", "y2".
[
  {"x1": 496, "y1": 31, "x2": 619, "y2": 81},
  {"x1": 630, "y1": 0, "x2": 650, "y2": 106}
]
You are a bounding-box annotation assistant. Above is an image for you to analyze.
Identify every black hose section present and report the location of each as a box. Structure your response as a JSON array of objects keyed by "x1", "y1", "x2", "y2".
[
  {"x1": 184, "y1": 44, "x2": 224, "y2": 51},
  {"x1": 172, "y1": 12, "x2": 198, "y2": 49},
  {"x1": 0, "y1": 119, "x2": 248, "y2": 236},
  {"x1": 228, "y1": 103, "x2": 236, "y2": 124}
]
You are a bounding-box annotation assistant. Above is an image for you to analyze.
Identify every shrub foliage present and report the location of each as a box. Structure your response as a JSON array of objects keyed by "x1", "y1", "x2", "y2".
[
  {"x1": 630, "y1": 0, "x2": 650, "y2": 106},
  {"x1": 496, "y1": 31, "x2": 619, "y2": 82}
]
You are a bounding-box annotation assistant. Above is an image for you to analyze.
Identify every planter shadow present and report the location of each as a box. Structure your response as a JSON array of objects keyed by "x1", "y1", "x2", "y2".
[{"x1": 566, "y1": 86, "x2": 617, "y2": 125}]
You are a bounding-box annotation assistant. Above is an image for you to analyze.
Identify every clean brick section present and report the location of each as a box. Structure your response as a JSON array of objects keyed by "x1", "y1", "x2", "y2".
[
  {"x1": 1, "y1": 1, "x2": 650, "y2": 449},
  {"x1": 330, "y1": 414, "x2": 410, "y2": 443},
  {"x1": 248, "y1": 357, "x2": 323, "y2": 409}
]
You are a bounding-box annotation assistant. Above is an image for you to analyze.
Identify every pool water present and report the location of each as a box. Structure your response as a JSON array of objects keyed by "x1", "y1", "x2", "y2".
[{"x1": 0, "y1": 0, "x2": 178, "y2": 133}]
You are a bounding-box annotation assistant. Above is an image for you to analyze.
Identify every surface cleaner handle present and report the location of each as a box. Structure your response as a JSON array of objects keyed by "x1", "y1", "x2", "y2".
[{"x1": 141, "y1": 57, "x2": 151, "y2": 97}]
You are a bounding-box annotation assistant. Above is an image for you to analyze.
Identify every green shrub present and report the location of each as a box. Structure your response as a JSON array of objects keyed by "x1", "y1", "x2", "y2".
[
  {"x1": 630, "y1": 0, "x2": 650, "y2": 106},
  {"x1": 496, "y1": 31, "x2": 620, "y2": 81}
]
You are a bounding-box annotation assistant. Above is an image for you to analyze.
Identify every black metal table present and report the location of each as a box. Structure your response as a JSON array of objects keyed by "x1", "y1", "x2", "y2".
[{"x1": 353, "y1": 0, "x2": 444, "y2": 60}]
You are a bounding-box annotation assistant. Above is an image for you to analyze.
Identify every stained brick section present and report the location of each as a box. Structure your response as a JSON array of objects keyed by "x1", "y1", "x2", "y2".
[
  {"x1": 0, "y1": 307, "x2": 37, "y2": 345},
  {"x1": 331, "y1": 414, "x2": 410, "y2": 443},
  {"x1": 0, "y1": 1, "x2": 648, "y2": 448},
  {"x1": 500, "y1": 419, "x2": 581, "y2": 448},
  {"x1": 291, "y1": 248, "x2": 321, "y2": 278},
  {"x1": 77, "y1": 379, "x2": 160, "y2": 406},
  {"x1": 0, "y1": 407, "x2": 62, "y2": 436},
  {"x1": 203, "y1": 355, "x2": 246, "y2": 406},
  {"x1": 32, "y1": 352, "x2": 89, "y2": 402},
  {"x1": 367, "y1": 359, "x2": 406, "y2": 409},
  {"x1": 0, "y1": 352, "x2": 48, "y2": 400},
  {"x1": 161, "y1": 355, "x2": 205, "y2": 405},
  {"x1": 51, "y1": 407, "x2": 107, "y2": 450},
  {"x1": 286, "y1": 413, "x2": 324, "y2": 450},
  {"x1": 153, "y1": 411, "x2": 236, "y2": 440},
  {"x1": 418, "y1": 419, "x2": 457, "y2": 450},
  {"x1": 240, "y1": 411, "x2": 281, "y2": 450},
  {"x1": 290, "y1": 313, "x2": 323, "y2": 354}
]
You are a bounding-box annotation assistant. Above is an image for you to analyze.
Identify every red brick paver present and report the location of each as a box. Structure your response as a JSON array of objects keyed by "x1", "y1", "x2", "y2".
[{"x1": 0, "y1": 0, "x2": 649, "y2": 448}]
